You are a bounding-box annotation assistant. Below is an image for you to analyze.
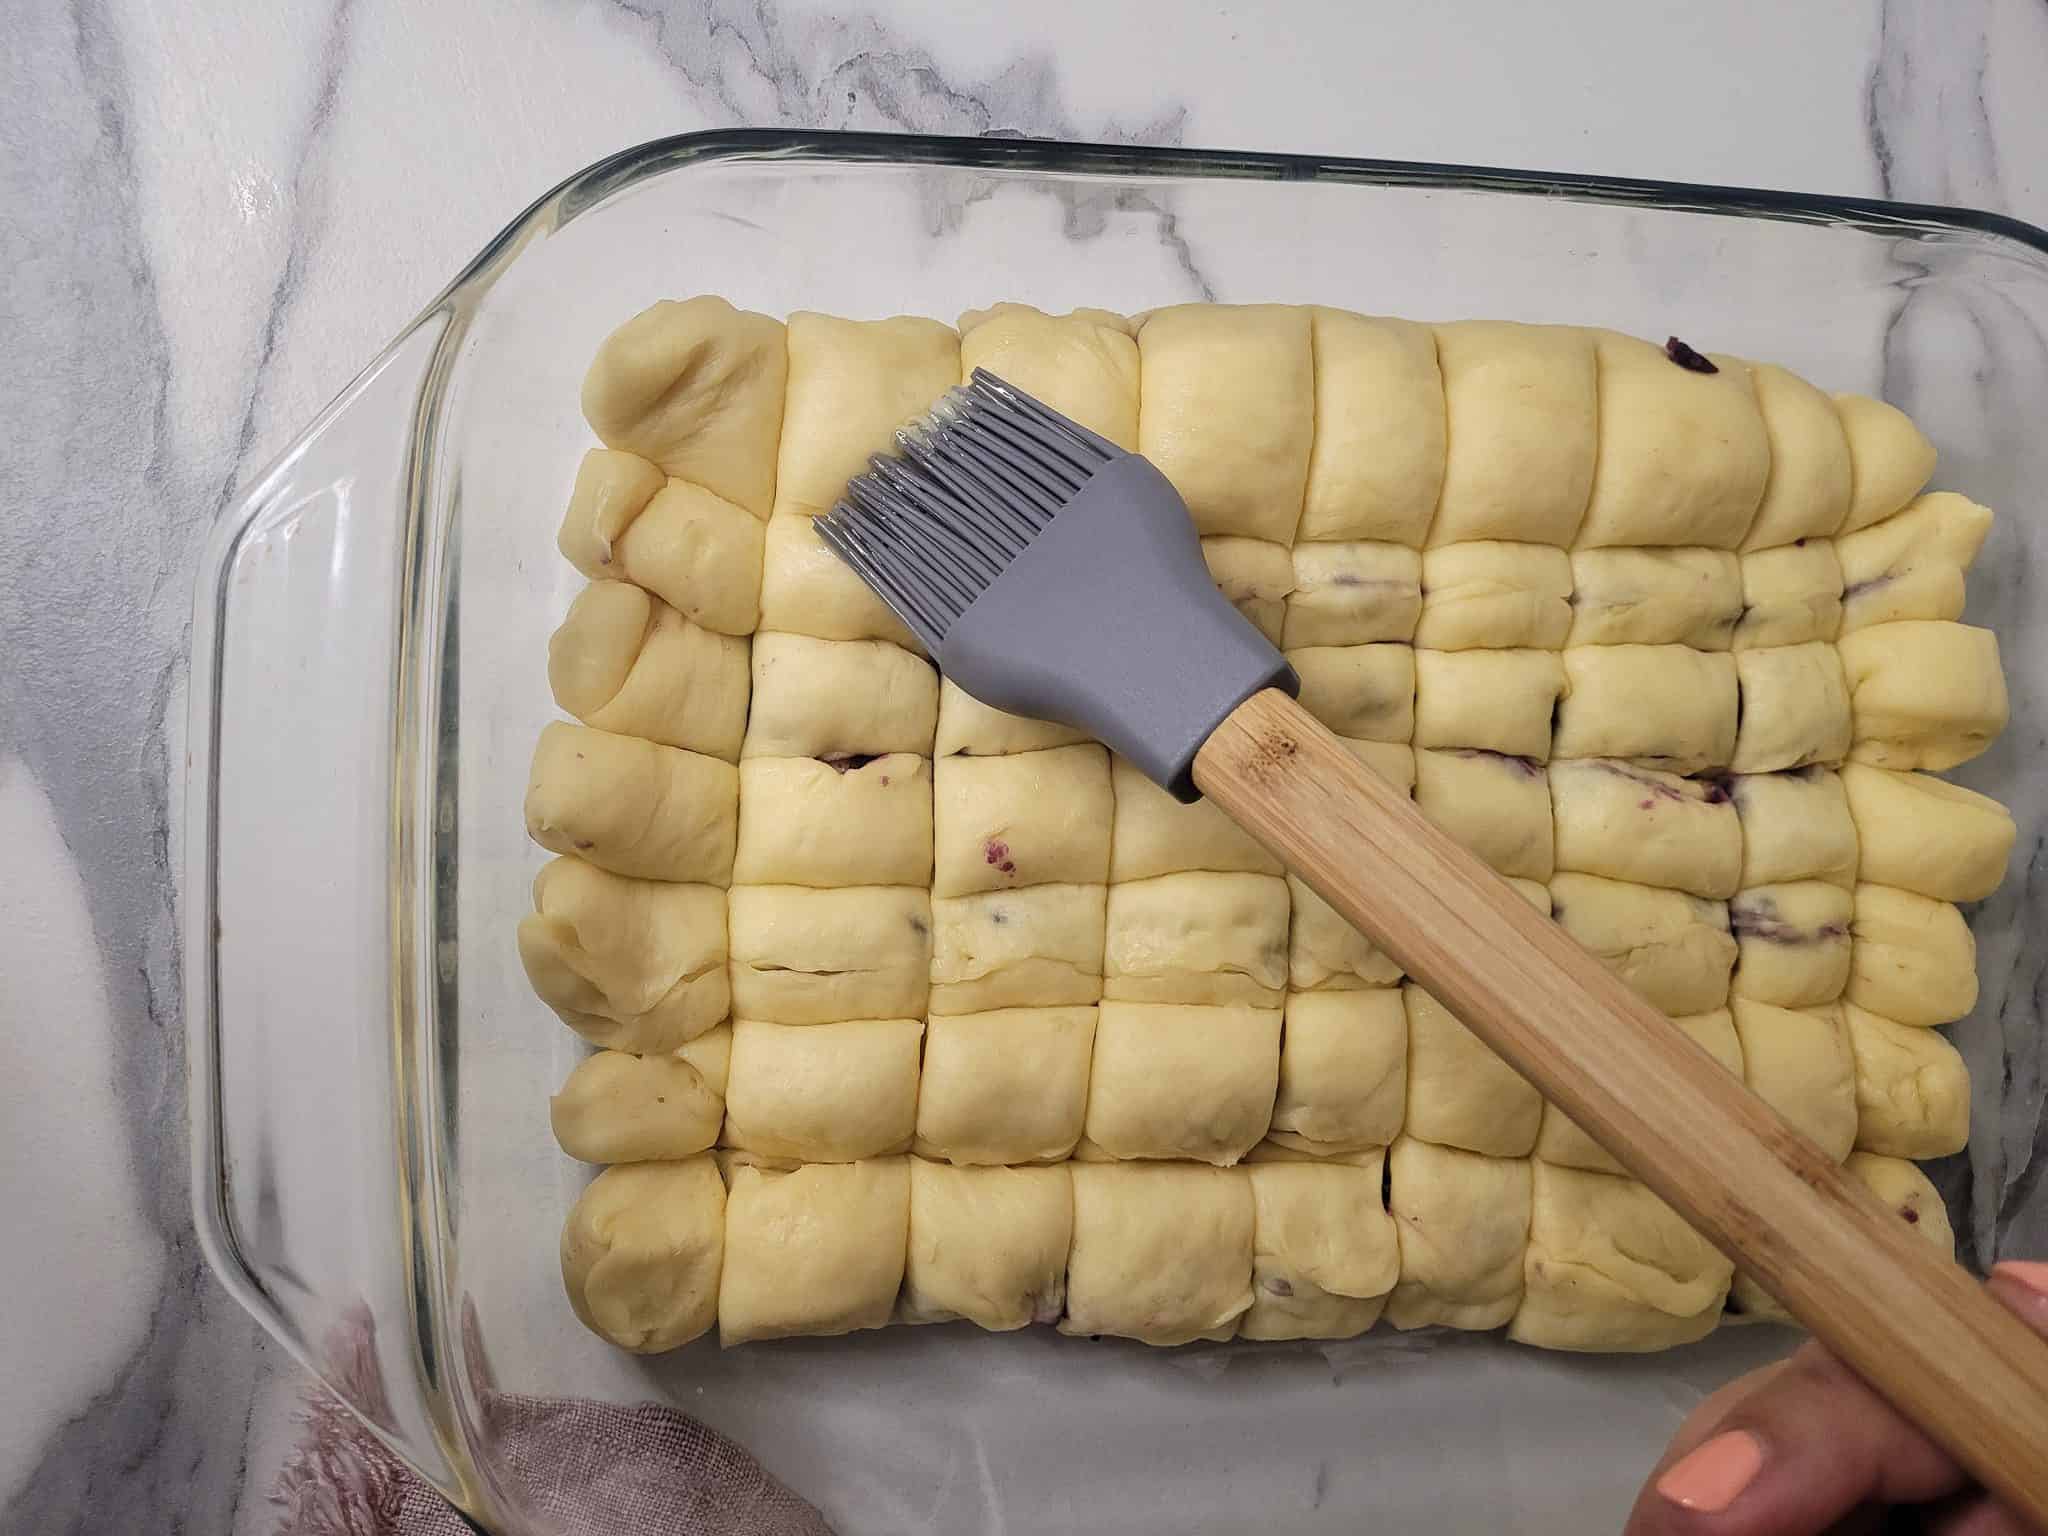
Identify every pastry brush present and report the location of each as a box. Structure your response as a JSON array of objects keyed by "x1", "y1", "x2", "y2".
[{"x1": 820, "y1": 369, "x2": 2048, "y2": 1523}]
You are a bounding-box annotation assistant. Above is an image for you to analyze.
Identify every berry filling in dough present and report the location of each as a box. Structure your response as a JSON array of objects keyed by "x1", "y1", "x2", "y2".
[
  {"x1": 1284, "y1": 541, "x2": 1423, "y2": 649},
  {"x1": 1547, "y1": 758, "x2": 1740, "y2": 899}
]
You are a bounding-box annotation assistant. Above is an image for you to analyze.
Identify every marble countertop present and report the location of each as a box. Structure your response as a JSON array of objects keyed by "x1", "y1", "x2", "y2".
[{"x1": 6, "y1": 1, "x2": 2047, "y2": 1530}]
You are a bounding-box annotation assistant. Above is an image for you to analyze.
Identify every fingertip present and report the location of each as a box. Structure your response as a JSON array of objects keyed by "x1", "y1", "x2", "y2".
[{"x1": 1655, "y1": 1430, "x2": 1766, "y2": 1515}]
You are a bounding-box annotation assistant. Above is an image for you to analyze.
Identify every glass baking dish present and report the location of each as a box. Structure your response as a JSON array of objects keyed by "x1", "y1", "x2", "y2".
[{"x1": 186, "y1": 129, "x2": 2048, "y2": 1534}]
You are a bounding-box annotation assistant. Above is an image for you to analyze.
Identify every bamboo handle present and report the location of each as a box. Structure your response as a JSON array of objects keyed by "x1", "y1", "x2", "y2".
[{"x1": 1194, "y1": 688, "x2": 2048, "y2": 1525}]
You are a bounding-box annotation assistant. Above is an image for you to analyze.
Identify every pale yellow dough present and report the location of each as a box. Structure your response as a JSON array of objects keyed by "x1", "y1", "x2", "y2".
[
  {"x1": 549, "y1": 581, "x2": 751, "y2": 760},
  {"x1": 1837, "y1": 492, "x2": 1994, "y2": 634},
  {"x1": 718, "y1": 1159, "x2": 910, "y2": 1345},
  {"x1": 957, "y1": 303, "x2": 1138, "y2": 449},
  {"x1": 774, "y1": 312, "x2": 960, "y2": 519},
  {"x1": 932, "y1": 745, "x2": 1112, "y2": 896},
  {"x1": 1384, "y1": 1137, "x2": 1531, "y2": 1331},
  {"x1": 1741, "y1": 361, "x2": 1852, "y2": 550},
  {"x1": 1839, "y1": 763, "x2": 2013, "y2": 902},
  {"x1": 1268, "y1": 988, "x2": 1408, "y2": 1154},
  {"x1": 524, "y1": 722, "x2": 738, "y2": 885},
  {"x1": 913, "y1": 1007, "x2": 1097, "y2": 1165},
  {"x1": 1728, "y1": 881, "x2": 1854, "y2": 1008},
  {"x1": 1414, "y1": 749, "x2": 1554, "y2": 880},
  {"x1": 562, "y1": 1157, "x2": 726, "y2": 1353},
  {"x1": 1414, "y1": 542, "x2": 1573, "y2": 650},
  {"x1": 1839, "y1": 621, "x2": 2008, "y2": 771},
  {"x1": 1847, "y1": 883, "x2": 1978, "y2": 1026},
  {"x1": 1565, "y1": 548, "x2": 1743, "y2": 649},
  {"x1": 550, "y1": 1030, "x2": 731, "y2": 1163},
  {"x1": 733, "y1": 755, "x2": 932, "y2": 888},
  {"x1": 1103, "y1": 872, "x2": 1290, "y2": 1007},
  {"x1": 1430, "y1": 321, "x2": 1596, "y2": 546},
  {"x1": 1286, "y1": 643, "x2": 1415, "y2": 742},
  {"x1": 1204, "y1": 536, "x2": 1293, "y2": 645},
  {"x1": 726, "y1": 884, "x2": 932, "y2": 1024},
  {"x1": 1730, "y1": 1000, "x2": 1858, "y2": 1161},
  {"x1": 1546, "y1": 758, "x2": 1741, "y2": 899},
  {"x1": 1834, "y1": 393, "x2": 1937, "y2": 534},
  {"x1": 1553, "y1": 646, "x2": 1738, "y2": 775},
  {"x1": 1537, "y1": 1010, "x2": 1742, "y2": 1176},
  {"x1": 1081, "y1": 1001, "x2": 1282, "y2": 1165},
  {"x1": 1548, "y1": 872, "x2": 1736, "y2": 1016},
  {"x1": 928, "y1": 883, "x2": 1106, "y2": 1014},
  {"x1": 1283, "y1": 541, "x2": 1422, "y2": 648},
  {"x1": 1403, "y1": 984, "x2": 1542, "y2": 1158},
  {"x1": 1733, "y1": 541, "x2": 1843, "y2": 650},
  {"x1": 1240, "y1": 1148, "x2": 1399, "y2": 1341},
  {"x1": 1287, "y1": 872, "x2": 1401, "y2": 990},
  {"x1": 1727, "y1": 769, "x2": 1859, "y2": 889},
  {"x1": 1108, "y1": 752, "x2": 1281, "y2": 882},
  {"x1": 742, "y1": 633, "x2": 938, "y2": 760},
  {"x1": 721, "y1": 1017, "x2": 924, "y2": 1161},
  {"x1": 757, "y1": 511, "x2": 920, "y2": 650},
  {"x1": 1298, "y1": 308, "x2": 1445, "y2": 545},
  {"x1": 1842, "y1": 1002, "x2": 1970, "y2": 1158},
  {"x1": 901, "y1": 1160, "x2": 1073, "y2": 1329},
  {"x1": 933, "y1": 676, "x2": 1090, "y2": 757},
  {"x1": 1730, "y1": 643, "x2": 1852, "y2": 774},
  {"x1": 1412, "y1": 648, "x2": 1565, "y2": 760},
  {"x1": 1061, "y1": 1162, "x2": 1256, "y2": 1345}
]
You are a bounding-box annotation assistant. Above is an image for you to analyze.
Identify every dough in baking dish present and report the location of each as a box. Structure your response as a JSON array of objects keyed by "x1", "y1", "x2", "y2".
[
  {"x1": 1080, "y1": 1001, "x2": 1282, "y2": 1165},
  {"x1": 933, "y1": 677, "x2": 1090, "y2": 757},
  {"x1": 722, "y1": 1017, "x2": 923, "y2": 1161},
  {"x1": 550, "y1": 1028, "x2": 731, "y2": 1163},
  {"x1": 914, "y1": 1006, "x2": 1097, "y2": 1165},
  {"x1": 1061, "y1": 1162, "x2": 1256, "y2": 1345},
  {"x1": 525, "y1": 723, "x2": 738, "y2": 885},
  {"x1": 956, "y1": 303, "x2": 1138, "y2": 449},
  {"x1": 1729, "y1": 881, "x2": 1854, "y2": 1008},
  {"x1": 1554, "y1": 646, "x2": 1739, "y2": 775},
  {"x1": 1847, "y1": 884, "x2": 1978, "y2": 1027},
  {"x1": 1344, "y1": 738, "x2": 1417, "y2": 795},
  {"x1": 928, "y1": 884, "x2": 1106, "y2": 1014},
  {"x1": 733, "y1": 755, "x2": 932, "y2": 889},
  {"x1": 743, "y1": 633, "x2": 938, "y2": 760},
  {"x1": 1733, "y1": 541, "x2": 1843, "y2": 650},
  {"x1": 726, "y1": 884, "x2": 932, "y2": 1024},
  {"x1": 1727, "y1": 769, "x2": 1859, "y2": 889},
  {"x1": 1547, "y1": 759, "x2": 1741, "y2": 899},
  {"x1": 1384, "y1": 1137, "x2": 1531, "y2": 1332},
  {"x1": 1109, "y1": 752, "x2": 1281, "y2": 883},
  {"x1": 1412, "y1": 648, "x2": 1565, "y2": 760},
  {"x1": 1104, "y1": 872, "x2": 1289, "y2": 1007},
  {"x1": 1837, "y1": 492, "x2": 1994, "y2": 634},
  {"x1": 757, "y1": 511, "x2": 921, "y2": 650},
  {"x1": 557, "y1": 447, "x2": 666, "y2": 580},
  {"x1": 1731, "y1": 642, "x2": 1852, "y2": 774},
  {"x1": 1549, "y1": 872, "x2": 1736, "y2": 1016},
  {"x1": 1403, "y1": 984, "x2": 1542, "y2": 1158},
  {"x1": 1839, "y1": 621, "x2": 2008, "y2": 771},
  {"x1": 580, "y1": 296, "x2": 786, "y2": 517},
  {"x1": 1287, "y1": 872, "x2": 1401, "y2": 990},
  {"x1": 1430, "y1": 321, "x2": 1596, "y2": 546},
  {"x1": 1287, "y1": 643, "x2": 1415, "y2": 742},
  {"x1": 549, "y1": 581, "x2": 751, "y2": 760},
  {"x1": 1268, "y1": 988, "x2": 1408, "y2": 1155},
  {"x1": 1415, "y1": 542, "x2": 1573, "y2": 651},
  {"x1": 1839, "y1": 763, "x2": 2013, "y2": 902},
  {"x1": 1577, "y1": 332, "x2": 1769, "y2": 550},
  {"x1": 1414, "y1": 749, "x2": 1554, "y2": 881},
  {"x1": 1741, "y1": 361, "x2": 1853, "y2": 550},
  {"x1": 774, "y1": 312, "x2": 960, "y2": 519},
  {"x1": 561, "y1": 1157, "x2": 726, "y2": 1353},
  {"x1": 1509, "y1": 1161, "x2": 1732, "y2": 1352},
  {"x1": 901, "y1": 1159, "x2": 1073, "y2": 1330},
  {"x1": 718, "y1": 1158, "x2": 910, "y2": 1345},
  {"x1": 1834, "y1": 393, "x2": 1937, "y2": 534},
  {"x1": 1283, "y1": 541, "x2": 1422, "y2": 649},
  {"x1": 1566, "y1": 548, "x2": 1743, "y2": 650},
  {"x1": 1298, "y1": 308, "x2": 1445, "y2": 545},
  {"x1": 1240, "y1": 1147, "x2": 1399, "y2": 1341},
  {"x1": 1730, "y1": 999, "x2": 1858, "y2": 1161},
  {"x1": 932, "y1": 745, "x2": 1112, "y2": 897},
  {"x1": 1536, "y1": 1010, "x2": 1743, "y2": 1177},
  {"x1": 1204, "y1": 536, "x2": 1293, "y2": 645},
  {"x1": 1842, "y1": 1002, "x2": 1970, "y2": 1158},
  {"x1": 518, "y1": 857, "x2": 729, "y2": 1051},
  {"x1": 1138, "y1": 303, "x2": 1314, "y2": 544}
]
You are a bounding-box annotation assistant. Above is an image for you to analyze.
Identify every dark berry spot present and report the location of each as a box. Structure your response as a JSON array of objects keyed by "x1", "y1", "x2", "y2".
[
  {"x1": 989, "y1": 908, "x2": 1009, "y2": 926},
  {"x1": 1264, "y1": 1275, "x2": 1294, "y2": 1298},
  {"x1": 1902, "y1": 1207, "x2": 1920, "y2": 1224},
  {"x1": 985, "y1": 838, "x2": 1012, "y2": 868},
  {"x1": 573, "y1": 839, "x2": 595, "y2": 850},
  {"x1": 998, "y1": 860, "x2": 1016, "y2": 875},
  {"x1": 655, "y1": 1096, "x2": 667, "y2": 1105},
  {"x1": 1665, "y1": 336, "x2": 1718, "y2": 373},
  {"x1": 1793, "y1": 537, "x2": 1807, "y2": 548},
  {"x1": 1638, "y1": 799, "x2": 1656, "y2": 811},
  {"x1": 818, "y1": 752, "x2": 879, "y2": 774}
]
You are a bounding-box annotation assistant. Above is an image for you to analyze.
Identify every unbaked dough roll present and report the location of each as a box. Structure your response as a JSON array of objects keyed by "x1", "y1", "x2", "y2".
[
  {"x1": 1509, "y1": 1162, "x2": 1732, "y2": 1352},
  {"x1": 562, "y1": 1157, "x2": 726, "y2": 1353},
  {"x1": 1343, "y1": 738, "x2": 1417, "y2": 795},
  {"x1": 1240, "y1": 1147, "x2": 1400, "y2": 1341},
  {"x1": 1109, "y1": 752, "x2": 1280, "y2": 882},
  {"x1": 721, "y1": 1016, "x2": 923, "y2": 1161},
  {"x1": 1412, "y1": 648, "x2": 1565, "y2": 760},
  {"x1": 1838, "y1": 620, "x2": 2008, "y2": 771},
  {"x1": 1104, "y1": 872, "x2": 1289, "y2": 1006},
  {"x1": 1286, "y1": 643, "x2": 1415, "y2": 743},
  {"x1": 1565, "y1": 548, "x2": 1744, "y2": 649},
  {"x1": 1834, "y1": 393, "x2": 1937, "y2": 534},
  {"x1": 1384, "y1": 1136, "x2": 1531, "y2": 1331},
  {"x1": 932, "y1": 744, "x2": 1112, "y2": 896},
  {"x1": 956, "y1": 302, "x2": 1139, "y2": 449},
  {"x1": 1403, "y1": 984, "x2": 1542, "y2": 1158},
  {"x1": 1537, "y1": 1010, "x2": 1742, "y2": 1176},
  {"x1": 1741, "y1": 361, "x2": 1853, "y2": 550},
  {"x1": 525, "y1": 722, "x2": 738, "y2": 884},
  {"x1": 580, "y1": 296, "x2": 786, "y2": 517},
  {"x1": 549, "y1": 582, "x2": 751, "y2": 760},
  {"x1": 558, "y1": 448, "x2": 665, "y2": 577},
  {"x1": 933, "y1": 676, "x2": 1090, "y2": 757},
  {"x1": 518, "y1": 857, "x2": 729, "y2": 1050},
  {"x1": 1204, "y1": 536, "x2": 1293, "y2": 645},
  {"x1": 1576, "y1": 332, "x2": 1770, "y2": 550},
  {"x1": 1728, "y1": 769, "x2": 1859, "y2": 889},
  {"x1": 928, "y1": 884, "x2": 1106, "y2": 1014},
  {"x1": 1847, "y1": 883, "x2": 1978, "y2": 1026},
  {"x1": 718, "y1": 1158, "x2": 910, "y2": 1345},
  {"x1": 1730, "y1": 999, "x2": 1858, "y2": 1160},
  {"x1": 1729, "y1": 881, "x2": 1854, "y2": 1008},
  {"x1": 757, "y1": 511, "x2": 921, "y2": 650},
  {"x1": 1547, "y1": 758, "x2": 1741, "y2": 899},
  {"x1": 1839, "y1": 763, "x2": 2014, "y2": 902},
  {"x1": 1733, "y1": 542, "x2": 1843, "y2": 650},
  {"x1": 901, "y1": 1159, "x2": 1073, "y2": 1330},
  {"x1": 550, "y1": 1029, "x2": 731, "y2": 1163},
  {"x1": 914, "y1": 1006, "x2": 1097, "y2": 1164},
  {"x1": 1061, "y1": 1162, "x2": 1256, "y2": 1345},
  {"x1": 1554, "y1": 646, "x2": 1739, "y2": 775},
  {"x1": 727, "y1": 885, "x2": 932, "y2": 1024},
  {"x1": 1288, "y1": 873, "x2": 1401, "y2": 990},
  {"x1": 1080, "y1": 1001, "x2": 1282, "y2": 1165},
  {"x1": 1298, "y1": 308, "x2": 1445, "y2": 545},
  {"x1": 774, "y1": 312, "x2": 959, "y2": 519},
  {"x1": 1731, "y1": 642, "x2": 1852, "y2": 773},
  {"x1": 742, "y1": 633, "x2": 938, "y2": 760},
  {"x1": 733, "y1": 755, "x2": 932, "y2": 888},
  {"x1": 1837, "y1": 491, "x2": 1994, "y2": 634},
  {"x1": 1414, "y1": 749, "x2": 1554, "y2": 880},
  {"x1": 1268, "y1": 989, "x2": 1408, "y2": 1154},
  {"x1": 1138, "y1": 303, "x2": 1314, "y2": 544},
  {"x1": 1283, "y1": 541, "x2": 1423, "y2": 648},
  {"x1": 558, "y1": 456, "x2": 766, "y2": 637},
  {"x1": 1842, "y1": 1001, "x2": 1970, "y2": 1158},
  {"x1": 1414, "y1": 542, "x2": 1573, "y2": 651},
  {"x1": 1548, "y1": 872, "x2": 1736, "y2": 1016},
  {"x1": 1430, "y1": 321, "x2": 1597, "y2": 547}
]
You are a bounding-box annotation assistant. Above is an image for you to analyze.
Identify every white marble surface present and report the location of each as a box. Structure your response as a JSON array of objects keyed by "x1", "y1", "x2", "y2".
[{"x1": 5, "y1": 0, "x2": 2048, "y2": 1530}]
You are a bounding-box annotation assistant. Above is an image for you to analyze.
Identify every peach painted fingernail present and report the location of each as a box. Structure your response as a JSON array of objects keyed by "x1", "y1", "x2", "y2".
[
  {"x1": 1656, "y1": 1430, "x2": 1764, "y2": 1514},
  {"x1": 1992, "y1": 1260, "x2": 2048, "y2": 1298}
]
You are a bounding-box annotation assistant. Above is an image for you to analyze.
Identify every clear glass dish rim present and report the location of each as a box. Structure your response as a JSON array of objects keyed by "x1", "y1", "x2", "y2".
[{"x1": 183, "y1": 126, "x2": 2048, "y2": 1518}]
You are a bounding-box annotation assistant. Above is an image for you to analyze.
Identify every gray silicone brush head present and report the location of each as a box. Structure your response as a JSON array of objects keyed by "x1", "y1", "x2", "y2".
[{"x1": 818, "y1": 370, "x2": 1297, "y2": 800}]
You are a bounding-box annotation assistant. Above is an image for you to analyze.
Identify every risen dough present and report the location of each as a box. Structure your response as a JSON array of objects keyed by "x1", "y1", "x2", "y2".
[
  {"x1": 933, "y1": 676, "x2": 1090, "y2": 757},
  {"x1": 524, "y1": 722, "x2": 737, "y2": 884},
  {"x1": 1412, "y1": 648, "x2": 1565, "y2": 760},
  {"x1": 1553, "y1": 646, "x2": 1738, "y2": 775},
  {"x1": 775, "y1": 312, "x2": 960, "y2": 519},
  {"x1": 549, "y1": 581, "x2": 750, "y2": 759},
  {"x1": 1298, "y1": 308, "x2": 1445, "y2": 545},
  {"x1": 956, "y1": 303, "x2": 1138, "y2": 449},
  {"x1": 1384, "y1": 1137, "x2": 1531, "y2": 1332},
  {"x1": 1537, "y1": 1010, "x2": 1742, "y2": 1176},
  {"x1": 1730, "y1": 999, "x2": 1858, "y2": 1160},
  {"x1": 913, "y1": 1006, "x2": 1097, "y2": 1164},
  {"x1": 550, "y1": 1030, "x2": 731, "y2": 1163},
  {"x1": 1288, "y1": 873, "x2": 1401, "y2": 990},
  {"x1": 1241, "y1": 1148, "x2": 1399, "y2": 1341},
  {"x1": 1283, "y1": 541, "x2": 1423, "y2": 648},
  {"x1": 1847, "y1": 883, "x2": 1977, "y2": 1027},
  {"x1": 1414, "y1": 749, "x2": 1554, "y2": 880},
  {"x1": 558, "y1": 448, "x2": 666, "y2": 579},
  {"x1": 1286, "y1": 644, "x2": 1415, "y2": 743},
  {"x1": 1837, "y1": 492, "x2": 1994, "y2": 634},
  {"x1": 1730, "y1": 642, "x2": 1852, "y2": 773},
  {"x1": 718, "y1": 1158, "x2": 910, "y2": 1345},
  {"x1": 1548, "y1": 872, "x2": 1735, "y2": 1016},
  {"x1": 1834, "y1": 393, "x2": 1937, "y2": 534},
  {"x1": 726, "y1": 884, "x2": 932, "y2": 1024},
  {"x1": 1343, "y1": 738, "x2": 1417, "y2": 794},
  {"x1": 1061, "y1": 1162, "x2": 1256, "y2": 1345},
  {"x1": 1733, "y1": 541, "x2": 1843, "y2": 650},
  {"x1": 1729, "y1": 881, "x2": 1854, "y2": 1008},
  {"x1": 1268, "y1": 988, "x2": 1408, "y2": 1154},
  {"x1": 1109, "y1": 752, "x2": 1281, "y2": 882},
  {"x1": 1430, "y1": 321, "x2": 1596, "y2": 546},
  {"x1": 1839, "y1": 621, "x2": 2008, "y2": 771},
  {"x1": 563, "y1": 471, "x2": 766, "y2": 637},
  {"x1": 757, "y1": 511, "x2": 921, "y2": 649},
  {"x1": 1081, "y1": 1002, "x2": 1282, "y2": 1165},
  {"x1": 1728, "y1": 769, "x2": 1859, "y2": 889},
  {"x1": 742, "y1": 633, "x2": 938, "y2": 760},
  {"x1": 929, "y1": 884, "x2": 1106, "y2": 1013},
  {"x1": 1414, "y1": 542, "x2": 1573, "y2": 650},
  {"x1": 1547, "y1": 758, "x2": 1740, "y2": 899},
  {"x1": 1565, "y1": 548, "x2": 1743, "y2": 649},
  {"x1": 1104, "y1": 872, "x2": 1290, "y2": 1006},
  {"x1": 1403, "y1": 984, "x2": 1542, "y2": 1157},
  {"x1": 733, "y1": 755, "x2": 932, "y2": 888},
  {"x1": 901, "y1": 1160, "x2": 1073, "y2": 1329},
  {"x1": 932, "y1": 744, "x2": 1112, "y2": 896},
  {"x1": 1741, "y1": 361, "x2": 1852, "y2": 549},
  {"x1": 1842, "y1": 1002, "x2": 1970, "y2": 1158},
  {"x1": 562, "y1": 1157, "x2": 725, "y2": 1352},
  {"x1": 1204, "y1": 536, "x2": 1293, "y2": 645},
  {"x1": 1839, "y1": 763, "x2": 2013, "y2": 902},
  {"x1": 722, "y1": 1017, "x2": 923, "y2": 1161}
]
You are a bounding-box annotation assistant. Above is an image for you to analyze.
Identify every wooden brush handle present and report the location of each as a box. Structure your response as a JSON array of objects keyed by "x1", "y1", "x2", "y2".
[{"x1": 1195, "y1": 688, "x2": 2048, "y2": 1525}]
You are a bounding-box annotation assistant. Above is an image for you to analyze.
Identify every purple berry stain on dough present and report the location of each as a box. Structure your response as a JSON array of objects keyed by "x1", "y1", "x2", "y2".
[
  {"x1": 1665, "y1": 336, "x2": 1718, "y2": 373},
  {"x1": 819, "y1": 752, "x2": 879, "y2": 773},
  {"x1": 1902, "y1": 1206, "x2": 1920, "y2": 1224},
  {"x1": 1264, "y1": 1275, "x2": 1294, "y2": 1298},
  {"x1": 984, "y1": 838, "x2": 1016, "y2": 876}
]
